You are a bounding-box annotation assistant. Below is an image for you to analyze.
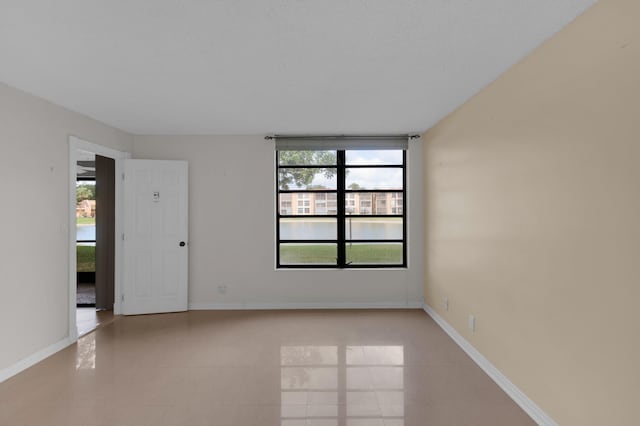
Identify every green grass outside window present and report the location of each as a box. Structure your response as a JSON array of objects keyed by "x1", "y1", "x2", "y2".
[{"x1": 77, "y1": 245, "x2": 95, "y2": 272}]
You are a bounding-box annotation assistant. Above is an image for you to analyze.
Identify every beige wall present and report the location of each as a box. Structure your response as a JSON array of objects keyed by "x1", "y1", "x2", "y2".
[
  {"x1": 423, "y1": 0, "x2": 640, "y2": 424},
  {"x1": 0, "y1": 83, "x2": 133, "y2": 373}
]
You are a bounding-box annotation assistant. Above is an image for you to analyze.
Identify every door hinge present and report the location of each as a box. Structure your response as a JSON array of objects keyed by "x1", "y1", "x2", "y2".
[
  {"x1": 122, "y1": 172, "x2": 125, "y2": 180},
  {"x1": 121, "y1": 294, "x2": 124, "y2": 302},
  {"x1": 122, "y1": 233, "x2": 125, "y2": 241}
]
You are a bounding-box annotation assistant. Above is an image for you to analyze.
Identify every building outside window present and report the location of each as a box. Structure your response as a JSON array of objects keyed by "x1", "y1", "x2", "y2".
[
  {"x1": 326, "y1": 193, "x2": 338, "y2": 215},
  {"x1": 315, "y1": 193, "x2": 327, "y2": 215},
  {"x1": 297, "y1": 193, "x2": 311, "y2": 214},
  {"x1": 374, "y1": 193, "x2": 387, "y2": 215},
  {"x1": 280, "y1": 193, "x2": 292, "y2": 215},
  {"x1": 391, "y1": 193, "x2": 403, "y2": 214},
  {"x1": 359, "y1": 194, "x2": 372, "y2": 215},
  {"x1": 345, "y1": 193, "x2": 356, "y2": 215}
]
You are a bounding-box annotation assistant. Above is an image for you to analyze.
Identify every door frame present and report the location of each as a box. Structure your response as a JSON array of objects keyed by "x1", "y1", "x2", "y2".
[{"x1": 68, "y1": 136, "x2": 130, "y2": 340}]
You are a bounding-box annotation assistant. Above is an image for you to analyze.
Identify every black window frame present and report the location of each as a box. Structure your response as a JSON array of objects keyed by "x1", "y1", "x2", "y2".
[{"x1": 276, "y1": 149, "x2": 407, "y2": 269}]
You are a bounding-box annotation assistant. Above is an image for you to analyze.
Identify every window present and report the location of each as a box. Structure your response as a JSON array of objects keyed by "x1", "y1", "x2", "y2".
[{"x1": 276, "y1": 142, "x2": 406, "y2": 268}]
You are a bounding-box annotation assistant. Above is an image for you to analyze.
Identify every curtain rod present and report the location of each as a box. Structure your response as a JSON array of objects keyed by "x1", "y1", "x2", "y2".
[{"x1": 264, "y1": 134, "x2": 420, "y2": 141}]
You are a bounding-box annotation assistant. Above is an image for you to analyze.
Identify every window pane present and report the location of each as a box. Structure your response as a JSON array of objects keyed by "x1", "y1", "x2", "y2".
[
  {"x1": 345, "y1": 243, "x2": 403, "y2": 265},
  {"x1": 344, "y1": 192, "x2": 402, "y2": 215},
  {"x1": 280, "y1": 192, "x2": 337, "y2": 216},
  {"x1": 279, "y1": 168, "x2": 337, "y2": 190},
  {"x1": 280, "y1": 243, "x2": 337, "y2": 265},
  {"x1": 345, "y1": 218, "x2": 403, "y2": 240},
  {"x1": 279, "y1": 150, "x2": 337, "y2": 166},
  {"x1": 280, "y1": 218, "x2": 337, "y2": 240},
  {"x1": 345, "y1": 150, "x2": 403, "y2": 165},
  {"x1": 345, "y1": 168, "x2": 402, "y2": 190}
]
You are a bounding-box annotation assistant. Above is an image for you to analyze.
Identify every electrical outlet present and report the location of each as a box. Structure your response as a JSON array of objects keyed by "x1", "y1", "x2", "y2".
[
  {"x1": 468, "y1": 315, "x2": 475, "y2": 332},
  {"x1": 443, "y1": 297, "x2": 449, "y2": 311},
  {"x1": 217, "y1": 285, "x2": 227, "y2": 294}
]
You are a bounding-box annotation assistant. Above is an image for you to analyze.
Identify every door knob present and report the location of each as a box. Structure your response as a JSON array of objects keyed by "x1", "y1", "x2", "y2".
[{"x1": 179, "y1": 241, "x2": 186, "y2": 247}]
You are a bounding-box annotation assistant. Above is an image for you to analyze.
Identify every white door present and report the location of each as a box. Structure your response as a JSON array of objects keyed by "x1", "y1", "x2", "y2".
[{"x1": 122, "y1": 160, "x2": 188, "y2": 315}]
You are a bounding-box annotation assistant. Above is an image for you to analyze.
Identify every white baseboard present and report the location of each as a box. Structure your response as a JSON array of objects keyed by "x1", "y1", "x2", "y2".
[
  {"x1": 0, "y1": 336, "x2": 75, "y2": 383},
  {"x1": 189, "y1": 302, "x2": 246, "y2": 310},
  {"x1": 422, "y1": 304, "x2": 556, "y2": 426},
  {"x1": 189, "y1": 301, "x2": 424, "y2": 310}
]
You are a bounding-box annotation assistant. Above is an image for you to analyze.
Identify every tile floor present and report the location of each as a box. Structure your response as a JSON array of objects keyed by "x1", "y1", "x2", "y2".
[
  {"x1": 76, "y1": 308, "x2": 115, "y2": 337},
  {"x1": 0, "y1": 310, "x2": 535, "y2": 426}
]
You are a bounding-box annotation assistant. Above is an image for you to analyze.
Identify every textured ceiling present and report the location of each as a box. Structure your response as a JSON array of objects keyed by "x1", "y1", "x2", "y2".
[{"x1": 0, "y1": 0, "x2": 595, "y2": 135}]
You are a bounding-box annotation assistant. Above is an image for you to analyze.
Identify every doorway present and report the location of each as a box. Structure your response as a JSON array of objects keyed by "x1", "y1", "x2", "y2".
[
  {"x1": 69, "y1": 137, "x2": 128, "y2": 339},
  {"x1": 74, "y1": 152, "x2": 115, "y2": 334}
]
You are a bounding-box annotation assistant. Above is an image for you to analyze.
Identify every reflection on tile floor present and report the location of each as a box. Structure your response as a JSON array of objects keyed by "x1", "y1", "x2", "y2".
[
  {"x1": 281, "y1": 345, "x2": 406, "y2": 425},
  {"x1": 0, "y1": 310, "x2": 535, "y2": 426},
  {"x1": 76, "y1": 307, "x2": 115, "y2": 336}
]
